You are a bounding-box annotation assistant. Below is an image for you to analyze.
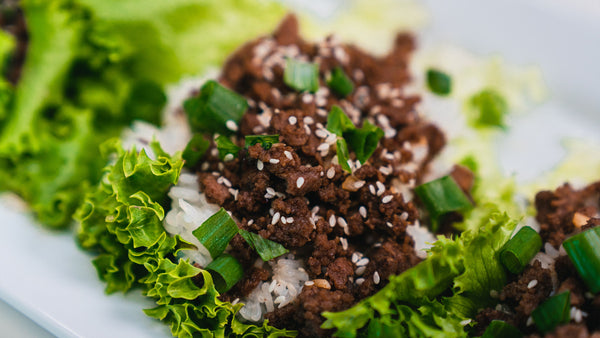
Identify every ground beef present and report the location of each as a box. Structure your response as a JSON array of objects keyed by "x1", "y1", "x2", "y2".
[
  {"x1": 499, "y1": 261, "x2": 553, "y2": 321},
  {"x1": 189, "y1": 14, "x2": 451, "y2": 336},
  {"x1": 0, "y1": 0, "x2": 28, "y2": 84}
]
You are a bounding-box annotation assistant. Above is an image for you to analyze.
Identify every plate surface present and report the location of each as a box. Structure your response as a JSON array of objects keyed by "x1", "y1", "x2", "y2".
[{"x1": 0, "y1": 1, "x2": 599, "y2": 337}]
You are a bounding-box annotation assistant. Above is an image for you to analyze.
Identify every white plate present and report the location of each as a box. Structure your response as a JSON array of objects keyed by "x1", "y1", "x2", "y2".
[{"x1": 1, "y1": 1, "x2": 599, "y2": 337}]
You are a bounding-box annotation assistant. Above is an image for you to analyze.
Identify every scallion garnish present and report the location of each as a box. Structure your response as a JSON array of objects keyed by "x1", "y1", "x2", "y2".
[
  {"x1": 327, "y1": 66, "x2": 354, "y2": 97},
  {"x1": 336, "y1": 138, "x2": 352, "y2": 173},
  {"x1": 426, "y1": 69, "x2": 452, "y2": 96},
  {"x1": 326, "y1": 105, "x2": 354, "y2": 137},
  {"x1": 205, "y1": 254, "x2": 244, "y2": 293},
  {"x1": 192, "y1": 208, "x2": 239, "y2": 259},
  {"x1": 183, "y1": 80, "x2": 248, "y2": 135},
  {"x1": 414, "y1": 175, "x2": 472, "y2": 231},
  {"x1": 482, "y1": 320, "x2": 522, "y2": 338},
  {"x1": 182, "y1": 134, "x2": 211, "y2": 168},
  {"x1": 469, "y1": 89, "x2": 508, "y2": 128},
  {"x1": 346, "y1": 120, "x2": 384, "y2": 164},
  {"x1": 283, "y1": 58, "x2": 320, "y2": 93},
  {"x1": 500, "y1": 226, "x2": 542, "y2": 274},
  {"x1": 215, "y1": 135, "x2": 240, "y2": 161},
  {"x1": 245, "y1": 134, "x2": 279, "y2": 150},
  {"x1": 531, "y1": 291, "x2": 570, "y2": 333},
  {"x1": 238, "y1": 229, "x2": 289, "y2": 261},
  {"x1": 563, "y1": 226, "x2": 600, "y2": 293}
]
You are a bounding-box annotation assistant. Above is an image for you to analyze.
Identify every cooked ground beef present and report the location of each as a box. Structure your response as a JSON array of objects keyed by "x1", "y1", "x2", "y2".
[
  {"x1": 190, "y1": 14, "x2": 449, "y2": 336},
  {"x1": 0, "y1": 0, "x2": 28, "y2": 85}
]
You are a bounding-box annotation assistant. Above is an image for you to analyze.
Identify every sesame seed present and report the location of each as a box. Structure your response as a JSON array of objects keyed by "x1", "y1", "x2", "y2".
[
  {"x1": 382, "y1": 195, "x2": 393, "y2": 204},
  {"x1": 359, "y1": 206, "x2": 367, "y2": 218},
  {"x1": 386, "y1": 222, "x2": 393, "y2": 228},
  {"x1": 269, "y1": 208, "x2": 274, "y2": 216},
  {"x1": 379, "y1": 166, "x2": 392, "y2": 175},
  {"x1": 338, "y1": 217, "x2": 348, "y2": 228},
  {"x1": 218, "y1": 163, "x2": 225, "y2": 171},
  {"x1": 369, "y1": 185, "x2": 376, "y2": 195},
  {"x1": 266, "y1": 187, "x2": 275, "y2": 195},
  {"x1": 340, "y1": 237, "x2": 348, "y2": 251},
  {"x1": 400, "y1": 212, "x2": 409, "y2": 221},
  {"x1": 228, "y1": 188, "x2": 238, "y2": 200},
  {"x1": 352, "y1": 253, "x2": 360, "y2": 263},
  {"x1": 222, "y1": 178, "x2": 232, "y2": 187},
  {"x1": 355, "y1": 266, "x2": 366, "y2": 276},
  {"x1": 296, "y1": 177, "x2": 305, "y2": 188},
  {"x1": 281, "y1": 217, "x2": 287, "y2": 224},
  {"x1": 284, "y1": 151, "x2": 293, "y2": 160},
  {"x1": 201, "y1": 162, "x2": 210, "y2": 171},
  {"x1": 248, "y1": 219, "x2": 254, "y2": 225},
  {"x1": 526, "y1": 317, "x2": 534, "y2": 326},
  {"x1": 317, "y1": 143, "x2": 330, "y2": 152},
  {"x1": 329, "y1": 214, "x2": 336, "y2": 227},
  {"x1": 257, "y1": 160, "x2": 264, "y2": 170},
  {"x1": 303, "y1": 116, "x2": 314, "y2": 125},
  {"x1": 527, "y1": 280, "x2": 538, "y2": 289},
  {"x1": 355, "y1": 278, "x2": 365, "y2": 285},
  {"x1": 459, "y1": 319, "x2": 471, "y2": 326},
  {"x1": 272, "y1": 212, "x2": 281, "y2": 225},
  {"x1": 304, "y1": 124, "x2": 311, "y2": 135},
  {"x1": 327, "y1": 167, "x2": 336, "y2": 179},
  {"x1": 311, "y1": 206, "x2": 320, "y2": 215},
  {"x1": 374, "y1": 242, "x2": 382, "y2": 247},
  {"x1": 302, "y1": 94, "x2": 314, "y2": 104},
  {"x1": 232, "y1": 298, "x2": 240, "y2": 305},
  {"x1": 356, "y1": 258, "x2": 369, "y2": 266},
  {"x1": 269, "y1": 158, "x2": 280, "y2": 164},
  {"x1": 304, "y1": 281, "x2": 314, "y2": 286},
  {"x1": 376, "y1": 181, "x2": 385, "y2": 196},
  {"x1": 373, "y1": 271, "x2": 380, "y2": 284},
  {"x1": 288, "y1": 116, "x2": 297, "y2": 125},
  {"x1": 225, "y1": 120, "x2": 238, "y2": 132},
  {"x1": 315, "y1": 128, "x2": 328, "y2": 138},
  {"x1": 353, "y1": 180, "x2": 366, "y2": 189},
  {"x1": 315, "y1": 96, "x2": 327, "y2": 107},
  {"x1": 287, "y1": 217, "x2": 294, "y2": 223}
]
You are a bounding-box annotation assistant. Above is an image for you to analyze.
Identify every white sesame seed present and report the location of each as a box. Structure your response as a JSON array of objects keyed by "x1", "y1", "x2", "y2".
[
  {"x1": 356, "y1": 258, "x2": 369, "y2": 266},
  {"x1": 305, "y1": 280, "x2": 314, "y2": 286},
  {"x1": 369, "y1": 185, "x2": 376, "y2": 195},
  {"x1": 315, "y1": 128, "x2": 328, "y2": 138},
  {"x1": 201, "y1": 162, "x2": 210, "y2": 171},
  {"x1": 373, "y1": 271, "x2": 380, "y2": 284},
  {"x1": 225, "y1": 120, "x2": 238, "y2": 132},
  {"x1": 223, "y1": 153, "x2": 234, "y2": 162},
  {"x1": 266, "y1": 187, "x2": 275, "y2": 195},
  {"x1": 222, "y1": 178, "x2": 232, "y2": 187},
  {"x1": 311, "y1": 206, "x2": 320, "y2": 215},
  {"x1": 351, "y1": 252, "x2": 360, "y2": 263},
  {"x1": 575, "y1": 308, "x2": 583, "y2": 323},
  {"x1": 269, "y1": 208, "x2": 274, "y2": 216},
  {"x1": 386, "y1": 222, "x2": 394, "y2": 228},
  {"x1": 269, "y1": 280, "x2": 277, "y2": 292},
  {"x1": 459, "y1": 319, "x2": 471, "y2": 326},
  {"x1": 526, "y1": 316, "x2": 534, "y2": 326},
  {"x1": 329, "y1": 214, "x2": 336, "y2": 227},
  {"x1": 317, "y1": 143, "x2": 330, "y2": 152},
  {"x1": 218, "y1": 163, "x2": 224, "y2": 171},
  {"x1": 257, "y1": 160, "x2": 264, "y2": 171},
  {"x1": 248, "y1": 219, "x2": 254, "y2": 226},
  {"x1": 400, "y1": 212, "x2": 409, "y2": 221},
  {"x1": 269, "y1": 158, "x2": 280, "y2": 164},
  {"x1": 379, "y1": 166, "x2": 392, "y2": 176},
  {"x1": 353, "y1": 180, "x2": 366, "y2": 189},
  {"x1": 327, "y1": 167, "x2": 336, "y2": 179},
  {"x1": 228, "y1": 188, "x2": 238, "y2": 200},
  {"x1": 376, "y1": 181, "x2": 385, "y2": 196},
  {"x1": 359, "y1": 206, "x2": 367, "y2": 218},
  {"x1": 355, "y1": 278, "x2": 365, "y2": 285},
  {"x1": 303, "y1": 116, "x2": 314, "y2": 125},
  {"x1": 338, "y1": 217, "x2": 348, "y2": 228},
  {"x1": 272, "y1": 212, "x2": 281, "y2": 225},
  {"x1": 340, "y1": 237, "x2": 348, "y2": 251},
  {"x1": 374, "y1": 242, "x2": 382, "y2": 247},
  {"x1": 382, "y1": 195, "x2": 393, "y2": 204},
  {"x1": 281, "y1": 217, "x2": 287, "y2": 224},
  {"x1": 346, "y1": 160, "x2": 353, "y2": 170},
  {"x1": 295, "y1": 177, "x2": 305, "y2": 189},
  {"x1": 527, "y1": 280, "x2": 538, "y2": 289},
  {"x1": 287, "y1": 217, "x2": 294, "y2": 223},
  {"x1": 355, "y1": 266, "x2": 366, "y2": 276},
  {"x1": 232, "y1": 298, "x2": 240, "y2": 305},
  {"x1": 302, "y1": 93, "x2": 314, "y2": 104},
  {"x1": 288, "y1": 116, "x2": 297, "y2": 125},
  {"x1": 315, "y1": 96, "x2": 327, "y2": 107}
]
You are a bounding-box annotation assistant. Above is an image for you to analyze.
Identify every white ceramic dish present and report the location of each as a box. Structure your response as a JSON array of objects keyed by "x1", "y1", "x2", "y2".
[{"x1": 0, "y1": 1, "x2": 599, "y2": 337}]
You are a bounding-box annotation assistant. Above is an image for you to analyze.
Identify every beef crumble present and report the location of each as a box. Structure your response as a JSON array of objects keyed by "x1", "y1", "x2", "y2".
[{"x1": 189, "y1": 15, "x2": 447, "y2": 337}]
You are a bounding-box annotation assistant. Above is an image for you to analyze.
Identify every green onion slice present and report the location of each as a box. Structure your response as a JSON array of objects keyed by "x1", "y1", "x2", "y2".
[
  {"x1": 192, "y1": 208, "x2": 239, "y2": 259},
  {"x1": 469, "y1": 89, "x2": 508, "y2": 128},
  {"x1": 500, "y1": 226, "x2": 542, "y2": 274},
  {"x1": 563, "y1": 226, "x2": 600, "y2": 293},
  {"x1": 283, "y1": 58, "x2": 320, "y2": 93},
  {"x1": 245, "y1": 134, "x2": 279, "y2": 150},
  {"x1": 238, "y1": 229, "x2": 289, "y2": 261},
  {"x1": 482, "y1": 320, "x2": 522, "y2": 338},
  {"x1": 532, "y1": 291, "x2": 570, "y2": 333},
  {"x1": 182, "y1": 134, "x2": 211, "y2": 168},
  {"x1": 336, "y1": 138, "x2": 352, "y2": 173},
  {"x1": 205, "y1": 254, "x2": 244, "y2": 293},
  {"x1": 327, "y1": 66, "x2": 354, "y2": 97},
  {"x1": 215, "y1": 135, "x2": 240, "y2": 161},
  {"x1": 326, "y1": 105, "x2": 354, "y2": 136},
  {"x1": 414, "y1": 175, "x2": 472, "y2": 231},
  {"x1": 183, "y1": 80, "x2": 248, "y2": 135},
  {"x1": 426, "y1": 69, "x2": 452, "y2": 96},
  {"x1": 346, "y1": 120, "x2": 384, "y2": 164}
]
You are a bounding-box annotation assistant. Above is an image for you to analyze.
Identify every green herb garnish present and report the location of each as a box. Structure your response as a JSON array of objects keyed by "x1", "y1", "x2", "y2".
[
  {"x1": 482, "y1": 320, "x2": 523, "y2": 338},
  {"x1": 563, "y1": 226, "x2": 600, "y2": 293},
  {"x1": 469, "y1": 89, "x2": 508, "y2": 128},
  {"x1": 426, "y1": 69, "x2": 452, "y2": 96},
  {"x1": 192, "y1": 208, "x2": 239, "y2": 259},
  {"x1": 414, "y1": 175, "x2": 473, "y2": 231},
  {"x1": 238, "y1": 229, "x2": 289, "y2": 261},
  {"x1": 182, "y1": 134, "x2": 211, "y2": 168},
  {"x1": 215, "y1": 135, "x2": 241, "y2": 161},
  {"x1": 184, "y1": 80, "x2": 248, "y2": 135},
  {"x1": 327, "y1": 66, "x2": 354, "y2": 97},
  {"x1": 326, "y1": 105, "x2": 354, "y2": 136},
  {"x1": 336, "y1": 138, "x2": 352, "y2": 173},
  {"x1": 532, "y1": 291, "x2": 571, "y2": 333},
  {"x1": 500, "y1": 226, "x2": 542, "y2": 274},
  {"x1": 283, "y1": 58, "x2": 319, "y2": 93},
  {"x1": 205, "y1": 254, "x2": 244, "y2": 293},
  {"x1": 245, "y1": 134, "x2": 279, "y2": 150}
]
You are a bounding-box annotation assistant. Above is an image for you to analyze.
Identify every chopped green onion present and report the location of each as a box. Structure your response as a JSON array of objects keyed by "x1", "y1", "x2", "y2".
[
  {"x1": 336, "y1": 138, "x2": 352, "y2": 173},
  {"x1": 532, "y1": 291, "x2": 570, "y2": 333},
  {"x1": 327, "y1": 66, "x2": 354, "y2": 97},
  {"x1": 192, "y1": 208, "x2": 239, "y2": 259},
  {"x1": 482, "y1": 320, "x2": 522, "y2": 338},
  {"x1": 346, "y1": 120, "x2": 384, "y2": 164},
  {"x1": 284, "y1": 58, "x2": 320, "y2": 93},
  {"x1": 414, "y1": 175, "x2": 472, "y2": 231},
  {"x1": 238, "y1": 229, "x2": 289, "y2": 261},
  {"x1": 426, "y1": 69, "x2": 452, "y2": 96},
  {"x1": 183, "y1": 80, "x2": 248, "y2": 135},
  {"x1": 500, "y1": 226, "x2": 542, "y2": 274},
  {"x1": 182, "y1": 134, "x2": 211, "y2": 168},
  {"x1": 563, "y1": 226, "x2": 600, "y2": 293},
  {"x1": 205, "y1": 254, "x2": 244, "y2": 293},
  {"x1": 245, "y1": 134, "x2": 279, "y2": 150},
  {"x1": 215, "y1": 135, "x2": 240, "y2": 161},
  {"x1": 326, "y1": 105, "x2": 354, "y2": 136},
  {"x1": 469, "y1": 89, "x2": 508, "y2": 128}
]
